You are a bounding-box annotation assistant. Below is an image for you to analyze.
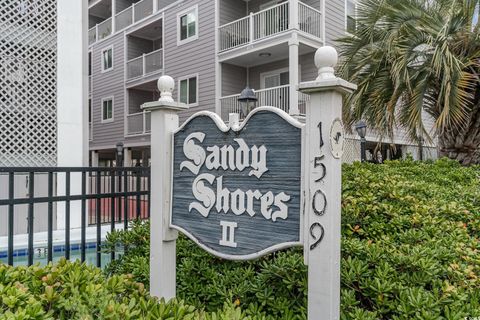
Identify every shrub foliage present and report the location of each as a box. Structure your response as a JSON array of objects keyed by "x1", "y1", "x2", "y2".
[
  {"x1": 105, "y1": 159, "x2": 480, "y2": 319},
  {"x1": 0, "y1": 259, "x2": 253, "y2": 319}
]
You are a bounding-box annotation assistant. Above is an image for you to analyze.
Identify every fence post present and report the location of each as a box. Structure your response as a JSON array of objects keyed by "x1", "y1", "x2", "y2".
[
  {"x1": 143, "y1": 75, "x2": 188, "y2": 300},
  {"x1": 298, "y1": 46, "x2": 357, "y2": 320}
]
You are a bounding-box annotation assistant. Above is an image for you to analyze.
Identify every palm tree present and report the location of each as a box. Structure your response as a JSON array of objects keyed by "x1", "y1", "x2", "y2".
[{"x1": 338, "y1": 0, "x2": 480, "y2": 164}]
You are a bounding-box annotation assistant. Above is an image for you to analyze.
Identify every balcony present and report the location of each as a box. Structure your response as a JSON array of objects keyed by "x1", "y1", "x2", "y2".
[
  {"x1": 126, "y1": 48, "x2": 163, "y2": 80},
  {"x1": 219, "y1": 1, "x2": 322, "y2": 52},
  {"x1": 115, "y1": 0, "x2": 154, "y2": 32},
  {"x1": 88, "y1": 17, "x2": 113, "y2": 45},
  {"x1": 126, "y1": 111, "x2": 151, "y2": 136},
  {"x1": 219, "y1": 84, "x2": 309, "y2": 120}
]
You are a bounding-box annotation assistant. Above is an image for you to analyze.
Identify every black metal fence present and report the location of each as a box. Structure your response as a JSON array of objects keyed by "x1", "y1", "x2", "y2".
[{"x1": 0, "y1": 167, "x2": 150, "y2": 268}]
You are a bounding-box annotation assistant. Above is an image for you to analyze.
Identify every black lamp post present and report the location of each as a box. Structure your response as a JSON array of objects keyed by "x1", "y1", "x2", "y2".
[
  {"x1": 418, "y1": 136, "x2": 424, "y2": 161},
  {"x1": 116, "y1": 142, "x2": 124, "y2": 167},
  {"x1": 355, "y1": 120, "x2": 367, "y2": 162},
  {"x1": 237, "y1": 86, "x2": 258, "y2": 119}
]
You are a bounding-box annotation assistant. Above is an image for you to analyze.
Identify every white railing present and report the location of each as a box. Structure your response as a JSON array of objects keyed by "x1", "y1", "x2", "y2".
[
  {"x1": 126, "y1": 111, "x2": 151, "y2": 135},
  {"x1": 253, "y1": 2, "x2": 289, "y2": 41},
  {"x1": 298, "y1": 2, "x2": 322, "y2": 38},
  {"x1": 134, "y1": 0, "x2": 154, "y2": 22},
  {"x1": 218, "y1": 1, "x2": 323, "y2": 52},
  {"x1": 88, "y1": 26, "x2": 97, "y2": 45},
  {"x1": 219, "y1": 85, "x2": 310, "y2": 120},
  {"x1": 89, "y1": 0, "x2": 158, "y2": 45},
  {"x1": 126, "y1": 48, "x2": 163, "y2": 80},
  {"x1": 219, "y1": 16, "x2": 250, "y2": 52},
  {"x1": 115, "y1": 6, "x2": 133, "y2": 31},
  {"x1": 97, "y1": 17, "x2": 112, "y2": 40}
]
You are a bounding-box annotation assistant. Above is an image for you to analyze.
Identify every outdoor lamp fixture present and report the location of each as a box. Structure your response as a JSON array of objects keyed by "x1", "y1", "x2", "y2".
[
  {"x1": 418, "y1": 136, "x2": 424, "y2": 161},
  {"x1": 116, "y1": 142, "x2": 124, "y2": 167},
  {"x1": 237, "y1": 86, "x2": 258, "y2": 119},
  {"x1": 355, "y1": 120, "x2": 367, "y2": 162}
]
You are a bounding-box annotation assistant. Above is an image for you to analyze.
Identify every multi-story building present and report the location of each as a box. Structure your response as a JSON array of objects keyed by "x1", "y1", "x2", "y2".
[{"x1": 87, "y1": 0, "x2": 437, "y2": 166}]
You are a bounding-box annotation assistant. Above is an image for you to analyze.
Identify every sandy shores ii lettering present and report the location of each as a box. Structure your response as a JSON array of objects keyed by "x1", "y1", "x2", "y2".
[{"x1": 180, "y1": 132, "x2": 291, "y2": 222}]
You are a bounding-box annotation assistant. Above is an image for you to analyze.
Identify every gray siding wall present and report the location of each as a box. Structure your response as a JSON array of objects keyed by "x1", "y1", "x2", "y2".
[
  {"x1": 158, "y1": 0, "x2": 176, "y2": 10},
  {"x1": 127, "y1": 36, "x2": 154, "y2": 60},
  {"x1": 222, "y1": 63, "x2": 247, "y2": 96},
  {"x1": 91, "y1": 32, "x2": 126, "y2": 149},
  {"x1": 219, "y1": 0, "x2": 246, "y2": 25},
  {"x1": 163, "y1": 0, "x2": 216, "y2": 121},
  {"x1": 324, "y1": 0, "x2": 345, "y2": 46}
]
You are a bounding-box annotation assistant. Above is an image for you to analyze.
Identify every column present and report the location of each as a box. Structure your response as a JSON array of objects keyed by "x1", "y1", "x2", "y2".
[
  {"x1": 124, "y1": 148, "x2": 132, "y2": 167},
  {"x1": 91, "y1": 150, "x2": 99, "y2": 167},
  {"x1": 289, "y1": 0, "x2": 299, "y2": 30},
  {"x1": 289, "y1": 34, "x2": 299, "y2": 115},
  {"x1": 57, "y1": 0, "x2": 88, "y2": 229},
  {"x1": 298, "y1": 47, "x2": 356, "y2": 320},
  {"x1": 143, "y1": 76, "x2": 188, "y2": 300}
]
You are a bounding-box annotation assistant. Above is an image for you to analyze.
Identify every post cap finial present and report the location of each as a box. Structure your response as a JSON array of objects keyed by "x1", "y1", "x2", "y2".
[
  {"x1": 314, "y1": 46, "x2": 338, "y2": 80},
  {"x1": 157, "y1": 75, "x2": 175, "y2": 103}
]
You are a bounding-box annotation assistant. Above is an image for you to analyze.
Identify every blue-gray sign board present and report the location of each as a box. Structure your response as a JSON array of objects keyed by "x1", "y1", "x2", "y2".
[{"x1": 171, "y1": 108, "x2": 302, "y2": 260}]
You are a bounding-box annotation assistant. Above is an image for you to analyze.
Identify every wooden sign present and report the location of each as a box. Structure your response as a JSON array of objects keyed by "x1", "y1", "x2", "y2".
[{"x1": 171, "y1": 108, "x2": 303, "y2": 260}]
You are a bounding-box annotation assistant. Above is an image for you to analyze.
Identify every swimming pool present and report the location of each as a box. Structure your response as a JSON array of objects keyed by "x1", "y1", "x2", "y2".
[{"x1": 0, "y1": 243, "x2": 119, "y2": 268}]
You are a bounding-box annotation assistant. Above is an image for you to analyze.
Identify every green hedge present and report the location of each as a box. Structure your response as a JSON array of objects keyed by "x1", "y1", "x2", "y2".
[
  {"x1": 104, "y1": 159, "x2": 480, "y2": 319},
  {"x1": 0, "y1": 259, "x2": 254, "y2": 319}
]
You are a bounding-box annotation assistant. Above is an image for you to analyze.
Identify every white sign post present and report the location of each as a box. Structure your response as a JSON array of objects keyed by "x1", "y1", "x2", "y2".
[
  {"x1": 142, "y1": 76, "x2": 188, "y2": 300},
  {"x1": 146, "y1": 46, "x2": 356, "y2": 319},
  {"x1": 299, "y1": 46, "x2": 356, "y2": 319}
]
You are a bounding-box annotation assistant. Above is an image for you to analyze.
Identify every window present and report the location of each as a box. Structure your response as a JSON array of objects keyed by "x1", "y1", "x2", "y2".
[
  {"x1": 179, "y1": 75, "x2": 198, "y2": 105},
  {"x1": 177, "y1": 6, "x2": 198, "y2": 45},
  {"x1": 260, "y1": 67, "x2": 300, "y2": 89},
  {"x1": 101, "y1": 46, "x2": 113, "y2": 72},
  {"x1": 102, "y1": 97, "x2": 113, "y2": 122},
  {"x1": 346, "y1": 0, "x2": 357, "y2": 34}
]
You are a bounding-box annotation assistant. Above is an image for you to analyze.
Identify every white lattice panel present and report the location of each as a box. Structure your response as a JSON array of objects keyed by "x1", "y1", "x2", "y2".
[
  {"x1": 0, "y1": 0, "x2": 57, "y2": 167},
  {"x1": 342, "y1": 137, "x2": 361, "y2": 164}
]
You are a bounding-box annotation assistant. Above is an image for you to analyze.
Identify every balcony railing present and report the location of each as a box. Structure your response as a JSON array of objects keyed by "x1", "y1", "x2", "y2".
[
  {"x1": 126, "y1": 48, "x2": 163, "y2": 80},
  {"x1": 88, "y1": 26, "x2": 97, "y2": 45},
  {"x1": 115, "y1": 6, "x2": 133, "y2": 31},
  {"x1": 134, "y1": 0, "x2": 154, "y2": 22},
  {"x1": 114, "y1": 0, "x2": 154, "y2": 33},
  {"x1": 298, "y1": 2, "x2": 322, "y2": 38},
  {"x1": 127, "y1": 111, "x2": 151, "y2": 135},
  {"x1": 219, "y1": 1, "x2": 323, "y2": 52},
  {"x1": 219, "y1": 84, "x2": 309, "y2": 120},
  {"x1": 97, "y1": 17, "x2": 112, "y2": 41}
]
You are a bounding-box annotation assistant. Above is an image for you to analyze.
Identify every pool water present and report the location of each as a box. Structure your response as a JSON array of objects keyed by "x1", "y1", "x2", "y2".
[{"x1": 0, "y1": 243, "x2": 118, "y2": 268}]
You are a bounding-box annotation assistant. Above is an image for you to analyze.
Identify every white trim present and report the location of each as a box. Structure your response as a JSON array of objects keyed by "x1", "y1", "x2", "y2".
[
  {"x1": 176, "y1": 5, "x2": 199, "y2": 46},
  {"x1": 171, "y1": 106, "x2": 304, "y2": 261},
  {"x1": 101, "y1": 96, "x2": 114, "y2": 123},
  {"x1": 177, "y1": 73, "x2": 199, "y2": 107},
  {"x1": 175, "y1": 106, "x2": 304, "y2": 134},
  {"x1": 100, "y1": 45, "x2": 114, "y2": 73}
]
